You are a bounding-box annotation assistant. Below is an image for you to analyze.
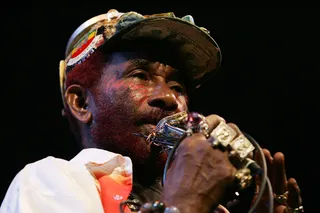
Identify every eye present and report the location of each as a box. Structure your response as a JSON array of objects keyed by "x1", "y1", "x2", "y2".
[
  {"x1": 130, "y1": 70, "x2": 149, "y2": 81},
  {"x1": 170, "y1": 84, "x2": 185, "y2": 94}
]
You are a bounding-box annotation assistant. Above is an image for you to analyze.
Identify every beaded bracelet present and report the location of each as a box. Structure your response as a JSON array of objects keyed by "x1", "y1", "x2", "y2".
[
  {"x1": 139, "y1": 201, "x2": 180, "y2": 213},
  {"x1": 120, "y1": 199, "x2": 180, "y2": 213}
]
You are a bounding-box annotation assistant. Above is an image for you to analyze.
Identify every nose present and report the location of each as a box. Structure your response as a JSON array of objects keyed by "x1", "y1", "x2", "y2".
[{"x1": 148, "y1": 83, "x2": 179, "y2": 111}]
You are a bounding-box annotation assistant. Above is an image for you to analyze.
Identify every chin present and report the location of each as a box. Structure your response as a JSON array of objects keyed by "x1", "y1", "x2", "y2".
[
  {"x1": 131, "y1": 144, "x2": 168, "y2": 183},
  {"x1": 92, "y1": 123, "x2": 168, "y2": 176}
]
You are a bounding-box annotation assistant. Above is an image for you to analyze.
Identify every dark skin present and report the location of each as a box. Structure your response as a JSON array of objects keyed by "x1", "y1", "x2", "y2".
[
  {"x1": 66, "y1": 50, "x2": 189, "y2": 183},
  {"x1": 65, "y1": 49, "x2": 302, "y2": 213}
]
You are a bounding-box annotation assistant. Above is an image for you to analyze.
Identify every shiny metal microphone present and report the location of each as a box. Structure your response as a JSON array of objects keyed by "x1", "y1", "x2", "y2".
[
  {"x1": 133, "y1": 111, "x2": 271, "y2": 213},
  {"x1": 134, "y1": 111, "x2": 262, "y2": 176}
]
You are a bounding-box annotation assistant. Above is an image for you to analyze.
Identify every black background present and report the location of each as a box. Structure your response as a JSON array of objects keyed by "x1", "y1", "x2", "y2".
[{"x1": 9, "y1": 7, "x2": 319, "y2": 212}]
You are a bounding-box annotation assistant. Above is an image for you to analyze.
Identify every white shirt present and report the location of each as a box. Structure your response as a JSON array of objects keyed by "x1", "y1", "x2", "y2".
[
  {"x1": 1, "y1": 148, "x2": 229, "y2": 213},
  {"x1": 0, "y1": 148, "x2": 132, "y2": 213}
]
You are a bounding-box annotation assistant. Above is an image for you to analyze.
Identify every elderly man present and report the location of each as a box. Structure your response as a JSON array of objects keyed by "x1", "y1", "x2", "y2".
[{"x1": 2, "y1": 9, "x2": 303, "y2": 213}]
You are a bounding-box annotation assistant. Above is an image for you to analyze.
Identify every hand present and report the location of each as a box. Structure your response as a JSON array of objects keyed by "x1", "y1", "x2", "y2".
[
  {"x1": 162, "y1": 114, "x2": 240, "y2": 213},
  {"x1": 253, "y1": 149, "x2": 303, "y2": 213}
]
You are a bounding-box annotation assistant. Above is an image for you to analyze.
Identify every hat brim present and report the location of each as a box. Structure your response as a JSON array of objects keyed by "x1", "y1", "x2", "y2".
[{"x1": 100, "y1": 17, "x2": 222, "y2": 88}]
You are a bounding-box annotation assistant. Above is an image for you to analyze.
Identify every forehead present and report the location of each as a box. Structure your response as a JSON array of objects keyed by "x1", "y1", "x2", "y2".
[
  {"x1": 107, "y1": 51, "x2": 175, "y2": 66},
  {"x1": 106, "y1": 51, "x2": 186, "y2": 83},
  {"x1": 100, "y1": 41, "x2": 192, "y2": 89},
  {"x1": 104, "y1": 40, "x2": 185, "y2": 68}
]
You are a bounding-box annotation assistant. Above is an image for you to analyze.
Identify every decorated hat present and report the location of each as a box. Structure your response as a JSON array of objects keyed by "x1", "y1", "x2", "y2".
[{"x1": 59, "y1": 9, "x2": 222, "y2": 107}]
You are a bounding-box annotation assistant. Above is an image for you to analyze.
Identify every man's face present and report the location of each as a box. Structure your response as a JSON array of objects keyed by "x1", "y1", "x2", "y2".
[{"x1": 88, "y1": 50, "x2": 189, "y2": 168}]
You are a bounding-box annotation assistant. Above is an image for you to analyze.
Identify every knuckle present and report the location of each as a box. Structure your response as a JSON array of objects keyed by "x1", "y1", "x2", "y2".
[
  {"x1": 179, "y1": 133, "x2": 211, "y2": 152},
  {"x1": 226, "y1": 122, "x2": 241, "y2": 134},
  {"x1": 206, "y1": 114, "x2": 225, "y2": 122},
  {"x1": 274, "y1": 152, "x2": 285, "y2": 161},
  {"x1": 205, "y1": 114, "x2": 226, "y2": 130},
  {"x1": 179, "y1": 135, "x2": 200, "y2": 149},
  {"x1": 222, "y1": 165, "x2": 237, "y2": 183}
]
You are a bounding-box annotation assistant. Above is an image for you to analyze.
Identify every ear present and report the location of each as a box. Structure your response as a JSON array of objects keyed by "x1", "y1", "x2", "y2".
[{"x1": 65, "y1": 84, "x2": 92, "y2": 124}]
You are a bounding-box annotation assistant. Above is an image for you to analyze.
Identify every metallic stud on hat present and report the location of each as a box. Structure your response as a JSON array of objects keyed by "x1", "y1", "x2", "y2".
[{"x1": 107, "y1": 9, "x2": 120, "y2": 20}]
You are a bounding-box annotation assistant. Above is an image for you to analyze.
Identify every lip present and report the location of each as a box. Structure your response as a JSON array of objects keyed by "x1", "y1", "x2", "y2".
[
  {"x1": 144, "y1": 124, "x2": 156, "y2": 134},
  {"x1": 140, "y1": 110, "x2": 178, "y2": 126},
  {"x1": 133, "y1": 124, "x2": 156, "y2": 146}
]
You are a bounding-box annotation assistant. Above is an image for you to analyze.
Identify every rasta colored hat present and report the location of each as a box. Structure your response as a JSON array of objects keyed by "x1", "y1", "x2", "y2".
[{"x1": 59, "y1": 9, "x2": 222, "y2": 107}]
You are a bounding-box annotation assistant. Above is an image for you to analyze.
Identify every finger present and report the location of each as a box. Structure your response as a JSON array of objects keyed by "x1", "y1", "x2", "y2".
[
  {"x1": 227, "y1": 123, "x2": 259, "y2": 162},
  {"x1": 247, "y1": 152, "x2": 254, "y2": 159},
  {"x1": 254, "y1": 149, "x2": 273, "y2": 196},
  {"x1": 273, "y1": 152, "x2": 287, "y2": 194},
  {"x1": 275, "y1": 205, "x2": 287, "y2": 213},
  {"x1": 227, "y1": 122, "x2": 242, "y2": 136},
  {"x1": 205, "y1": 114, "x2": 226, "y2": 133},
  {"x1": 287, "y1": 178, "x2": 302, "y2": 208},
  {"x1": 263, "y1": 149, "x2": 274, "y2": 187},
  {"x1": 255, "y1": 149, "x2": 273, "y2": 178}
]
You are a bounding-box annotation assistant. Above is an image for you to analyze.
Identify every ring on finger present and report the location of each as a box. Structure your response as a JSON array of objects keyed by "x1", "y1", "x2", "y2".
[
  {"x1": 210, "y1": 121, "x2": 237, "y2": 147},
  {"x1": 199, "y1": 121, "x2": 210, "y2": 138},
  {"x1": 234, "y1": 168, "x2": 253, "y2": 190},
  {"x1": 185, "y1": 112, "x2": 210, "y2": 138},
  {"x1": 274, "y1": 191, "x2": 288, "y2": 205},
  {"x1": 286, "y1": 205, "x2": 304, "y2": 213},
  {"x1": 209, "y1": 122, "x2": 255, "y2": 159}
]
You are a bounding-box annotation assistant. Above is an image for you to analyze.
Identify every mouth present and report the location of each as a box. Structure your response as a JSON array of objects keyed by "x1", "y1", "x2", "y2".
[
  {"x1": 136, "y1": 116, "x2": 163, "y2": 136},
  {"x1": 134, "y1": 111, "x2": 186, "y2": 146},
  {"x1": 140, "y1": 110, "x2": 178, "y2": 125},
  {"x1": 132, "y1": 124, "x2": 156, "y2": 142},
  {"x1": 144, "y1": 124, "x2": 157, "y2": 133}
]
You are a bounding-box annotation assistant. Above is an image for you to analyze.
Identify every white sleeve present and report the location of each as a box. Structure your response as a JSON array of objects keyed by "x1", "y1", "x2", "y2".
[{"x1": 0, "y1": 157, "x2": 104, "y2": 213}]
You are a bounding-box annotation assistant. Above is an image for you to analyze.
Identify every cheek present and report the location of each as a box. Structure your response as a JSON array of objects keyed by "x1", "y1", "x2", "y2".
[
  {"x1": 98, "y1": 77, "x2": 150, "y2": 111},
  {"x1": 177, "y1": 95, "x2": 189, "y2": 111},
  {"x1": 128, "y1": 83, "x2": 150, "y2": 105},
  {"x1": 99, "y1": 77, "x2": 130, "y2": 104},
  {"x1": 103, "y1": 77, "x2": 123, "y2": 96}
]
